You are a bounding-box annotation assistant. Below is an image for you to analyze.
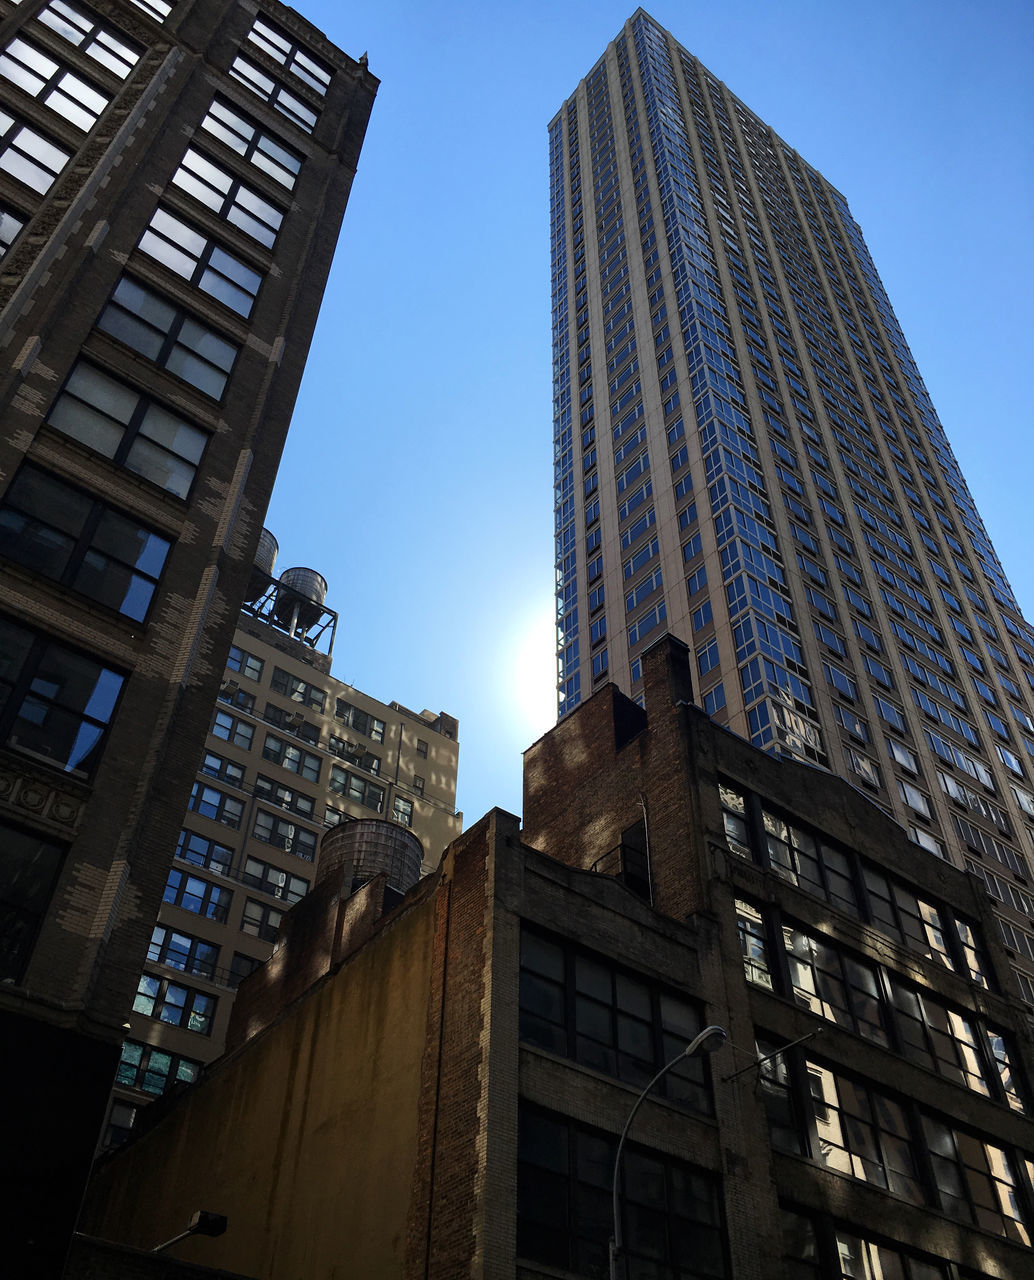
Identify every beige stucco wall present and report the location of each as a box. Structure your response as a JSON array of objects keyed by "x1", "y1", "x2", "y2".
[{"x1": 82, "y1": 897, "x2": 436, "y2": 1280}]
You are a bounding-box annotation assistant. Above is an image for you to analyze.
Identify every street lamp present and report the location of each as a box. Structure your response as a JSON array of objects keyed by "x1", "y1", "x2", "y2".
[{"x1": 609, "y1": 1024, "x2": 727, "y2": 1280}]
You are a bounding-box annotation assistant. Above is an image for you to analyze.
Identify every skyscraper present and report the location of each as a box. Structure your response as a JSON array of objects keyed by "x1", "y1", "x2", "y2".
[
  {"x1": 550, "y1": 11, "x2": 1034, "y2": 1002},
  {"x1": 0, "y1": 0, "x2": 374, "y2": 1269}
]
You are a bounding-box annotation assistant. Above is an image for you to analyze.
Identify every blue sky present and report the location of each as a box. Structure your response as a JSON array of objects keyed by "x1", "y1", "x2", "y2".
[{"x1": 266, "y1": 0, "x2": 1034, "y2": 827}]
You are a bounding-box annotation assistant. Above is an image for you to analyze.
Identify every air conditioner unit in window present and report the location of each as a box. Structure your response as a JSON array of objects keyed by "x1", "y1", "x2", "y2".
[
  {"x1": 287, "y1": 712, "x2": 305, "y2": 729},
  {"x1": 220, "y1": 680, "x2": 240, "y2": 695}
]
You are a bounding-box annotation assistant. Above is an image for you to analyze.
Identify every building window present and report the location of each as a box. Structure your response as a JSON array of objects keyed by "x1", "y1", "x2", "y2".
[
  {"x1": 328, "y1": 765, "x2": 385, "y2": 813},
  {"x1": 0, "y1": 109, "x2": 69, "y2": 192},
  {"x1": 0, "y1": 820, "x2": 65, "y2": 982},
  {"x1": 0, "y1": 465, "x2": 171, "y2": 621},
  {"x1": 244, "y1": 17, "x2": 331, "y2": 95},
  {"x1": 97, "y1": 277, "x2": 238, "y2": 400},
  {"x1": 229, "y1": 56, "x2": 317, "y2": 133},
  {"x1": 241, "y1": 898, "x2": 282, "y2": 943},
  {"x1": 413, "y1": 775, "x2": 424, "y2": 796},
  {"x1": 170, "y1": 147, "x2": 284, "y2": 248},
  {"x1": 211, "y1": 709, "x2": 253, "y2": 750},
  {"x1": 199, "y1": 97, "x2": 302, "y2": 190},
  {"x1": 48, "y1": 358, "x2": 209, "y2": 497},
  {"x1": 0, "y1": 38, "x2": 109, "y2": 131},
  {"x1": 270, "y1": 667, "x2": 325, "y2": 710},
  {"x1": 263, "y1": 703, "x2": 319, "y2": 744},
  {"x1": 0, "y1": 204, "x2": 24, "y2": 256},
  {"x1": 225, "y1": 645, "x2": 263, "y2": 681},
  {"x1": 261, "y1": 733, "x2": 320, "y2": 781},
  {"x1": 254, "y1": 773, "x2": 316, "y2": 818},
  {"x1": 335, "y1": 699, "x2": 386, "y2": 742},
  {"x1": 138, "y1": 207, "x2": 263, "y2": 317},
  {"x1": 218, "y1": 684, "x2": 254, "y2": 713},
  {"x1": 416, "y1": 738, "x2": 428, "y2": 758},
  {"x1": 198, "y1": 749, "x2": 244, "y2": 787},
  {"x1": 922, "y1": 1116, "x2": 1030, "y2": 1243},
  {"x1": 517, "y1": 1104, "x2": 727, "y2": 1278},
  {"x1": 241, "y1": 856, "x2": 308, "y2": 904},
  {"x1": 228, "y1": 952, "x2": 260, "y2": 989},
  {"x1": 162, "y1": 868, "x2": 231, "y2": 923},
  {"x1": 34, "y1": 1, "x2": 142, "y2": 79},
  {"x1": 133, "y1": 973, "x2": 215, "y2": 1034},
  {"x1": 103, "y1": 1100, "x2": 137, "y2": 1148},
  {"x1": 116, "y1": 1040, "x2": 200, "y2": 1096},
  {"x1": 519, "y1": 928, "x2": 714, "y2": 1111},
  {"x1": 251, "y1": 810, "x2": 317, "y2": 860},
  {"x1": 0, "y1": 614, "x2": 124, "y2": 776},
  {"x1": 175, "y1": 829, "x2": 232, "y2": 876},
  {"x1": 328, "y1": 736, "x2": 380, "y2": 774},
  {"x1": 392, "y1": 795, "x2": 413, "y2": 828},
  {"x1": 784, "y1": 923, "x2": 888, "y2": 1046},
  {"x1": 783, "y1": 1211, "x2": 952, "y2": 1278},
  {"x1": 147, "y1": 925, "x2": 218, "y2": 979},
  {"x1": 187, "y1": 782, "x2": 243, "y2": 829}
]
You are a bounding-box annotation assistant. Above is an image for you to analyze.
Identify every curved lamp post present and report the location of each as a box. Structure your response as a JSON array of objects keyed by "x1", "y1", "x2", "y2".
[{"x1": 609, "y1": 1024, "x2": 727, "y2": 1280}]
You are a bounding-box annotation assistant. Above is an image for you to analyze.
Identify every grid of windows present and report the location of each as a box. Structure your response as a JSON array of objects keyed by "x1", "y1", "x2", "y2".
[
  {"x1": 0, "y1": 464, "x2": 170, "y2": 620},
  {"x1": 517, "y1": 1104, "x2": 727, "y2": 1278},
  {"x1": 0, "y1": 614, "x2": 124, "y2": 776},
  {"x1": 244, "y1": 17, "x2": 331, "y2": 95},
  {"x1": 138, "y1": 207, "x2": 263, "y2": 317},
  {"x1": 47, "y1": 358, "x2": 208, "y2": 498},
  {"x1": 116, "y1": 1040, "x2": 200, "y2": 1095},
  {"x1": 171, "y1": 147, "x2": 284, "y2": 248},
  {"x1": 229, "y1": 56, "x2": 317, "y2": 133},
  {"x1": 519, "y1": 928, "x2": 713, "y2": 1111},
  {"x1": 147, "y1": 925, "x2": 217, "y2": 979},
  {"x1": 33, "y1": 0, "x2": 142, "y2": 79},
  {"x1": 97, "y1": 277, "x2": 238, "y2": 400},
  {"x1": 0, "y1": 37, "x2": 109, "y2": 131},
  {"x1": 133, "y1": 973, "x2": 215, "y2": 1034},
  {"x1": 199, "y1": 97, "x2": 302, "y2": 190}
]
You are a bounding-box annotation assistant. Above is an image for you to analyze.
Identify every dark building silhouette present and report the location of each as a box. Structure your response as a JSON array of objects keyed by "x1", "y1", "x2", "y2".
[{"x1": 0, "y1": 1, "x2": 375, "y2": 1272}]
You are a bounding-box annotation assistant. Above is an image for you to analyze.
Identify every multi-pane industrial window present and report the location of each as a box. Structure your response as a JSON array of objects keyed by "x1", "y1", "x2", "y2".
[
  {"x1": 138, "y1": 207, "x2": 262, "y2": 317},
  {"x1": 116, "y1": 1040, "x2": 200, "y2": 1095},
  {"x1": 147, "y1": 925, "x2": 218, "y2": 979},
  {"x1": 783, "y1": 1210, "x2": 959, "y2": 1278},
  {"x1": 0, "y1": 38, "x2": 109, "y2": 131},
  {"x1": 518, "y1": 928, "x2": 713, "y2": 1112},
  {"x1": 133, "y1": 974, "x2": 215, "y2": 1034},
  {"x1": 241, "y1": 898, "x2": 282, "y2": 943},
  {"x1": 0, "y1": 614, "x2": 124, "y2": 776},
  {"x1": 171, "y1": 148, "x2": 284, "y2": 248},
  {"x1": 241, "y1": 856, "x2": 308, "y2": 904},
  {"x1": 211, "y1": 709, "x2": 253, "y2": 750},
  {"x1": 0, "y1": 108, "x2": 69, "y2": 191},
  {"x1": 270, "y1": 667, "x2": 325, "y2": 710},
  {"x1": 127, "y1": 0, "x2": 172, "y2": 20},
  {"x1": 251, "y1": 810, "x2": 317, "y2": 860},
  {"x1": 254, "y1": 773, "x2": 316, "y2": 818},
  {"x1": 33, "y1": 0, "x2": 141, "y2": 79},
  {"x1": 229, "y1": 56, "x2": 317, "y2": 133},
  {"x1": 766, "y1": 1049, "x2": 1033, "y2": 1242},
  {"x1": 737, "y1": 899, "x2": 1024, "y2": 1112},
  {"x1": 97, "y1": 277, "x2": 238, "y2": 400},
  {"x1": 244, "y1": 17, "x2": 331, "y2": 95},
  {"x1": 0, "y1": 465, "x2": 170, "y2": 620},
  {"x1": 46, "y1": 359, "x2": 208, "y2": 498},
  {"x1": 329, "y1": 765, "x2": 384, "y2": 814},
  {"x1": 187, "y1": 782, "x2": 243, "y2": 829},
  {"x1": 199, "y1": 98, "x2": 302, "y2": 190},
  {"x1": 260, "y1": 732, "x2": 320, "y2": 781},
  {"x1": 175, "y1": 829, "x2": 232, "y2": 876},
  {"x1": 162, "y1": 868, "x2": 231, "y2": 923},
  {"x1": 517, "y1": 1104, "x2": 727, "y2": 1278},
  {"x1": 0, "y1": 820, "x2": 64, "y2": 982},
  {"x1": 722, "y1": 782, "x2": 992, "y2": 985},
  {"x1": 226, "y1": 645, "x2": 263, "y2": 681}
]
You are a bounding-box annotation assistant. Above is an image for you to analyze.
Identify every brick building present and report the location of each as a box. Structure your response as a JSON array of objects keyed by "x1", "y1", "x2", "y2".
[
  {"x1": 106, "y1": 534, "x2": 460, "y2": 1148},
  {"x1": 0, "y1": 1, "x2": 375, "y2": 1272},
  {"x1": 80, "y1": 638, "x2": 1034, "y2": 1279}
]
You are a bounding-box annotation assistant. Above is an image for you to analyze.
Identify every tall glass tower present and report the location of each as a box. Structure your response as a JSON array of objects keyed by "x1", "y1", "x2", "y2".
[{"x1": 550, "y1": 10, "x2": 1034, "y2": 1000}]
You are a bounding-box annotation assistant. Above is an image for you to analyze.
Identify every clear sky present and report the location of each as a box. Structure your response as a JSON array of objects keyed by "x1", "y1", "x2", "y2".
[{"x1": 266, "y1": 0, "x2": 1034, "y2": 829}]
